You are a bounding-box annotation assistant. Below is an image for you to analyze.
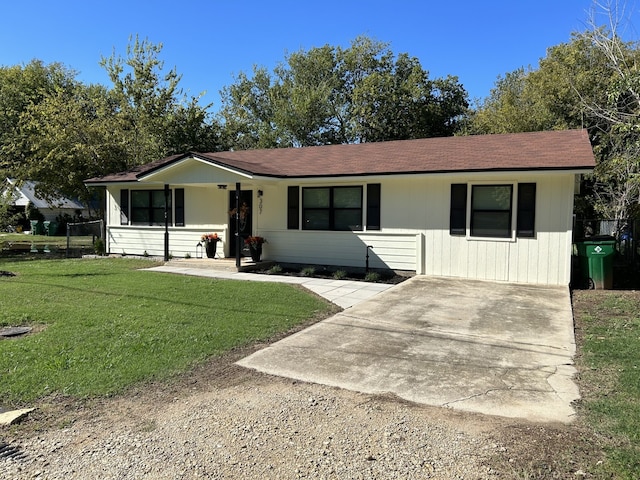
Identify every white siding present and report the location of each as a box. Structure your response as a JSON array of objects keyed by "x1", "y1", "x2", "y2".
[
  {"x1": 415, "y1": 173, "x2": 576, "y2": 285},
  {"x1": 258, "y1": 230, "x2": 418, "y2": 271},
  {"x1": 107, "y1": 226, "x2": 230, "y2": 258}
]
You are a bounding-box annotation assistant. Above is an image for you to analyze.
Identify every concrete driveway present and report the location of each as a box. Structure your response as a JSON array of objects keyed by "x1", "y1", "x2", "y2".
[{"x1": 237, "y1": 276, "x2": 580, "y2": 423}]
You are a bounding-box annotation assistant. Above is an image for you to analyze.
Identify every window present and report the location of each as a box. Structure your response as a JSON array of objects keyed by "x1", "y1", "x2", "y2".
[
  {"x1": 449, "y1": 184, "x2": 467, "y2": 235},
  {"x1": 366, "y1": 184, "x2": 381, "y2": 230},
  {"x1": 302, "y1": 186, "x2": 363, "y2": 231},
  {"x1": 450, "y1": 182, "x2": 537, "y2": 239},
  {"x1": 516, "y1": 183, "x2": 536, "y2": 238},
  {"x1": 470, "y1": 185, "x2": 513, "y2": 238},
  {"x1": 131, "y1": 190, "x2": 172, "y2": 226}
]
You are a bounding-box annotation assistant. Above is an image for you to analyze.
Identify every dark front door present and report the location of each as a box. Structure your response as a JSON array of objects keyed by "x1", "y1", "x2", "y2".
[{"x1": 229, "y1": 190, "x2": 252, "y2": 256}]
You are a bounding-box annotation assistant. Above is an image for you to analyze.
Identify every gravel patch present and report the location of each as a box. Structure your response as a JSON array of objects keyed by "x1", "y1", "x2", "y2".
[{"x1": 2, "y1": 368, "x2": 505, "y2": 479}]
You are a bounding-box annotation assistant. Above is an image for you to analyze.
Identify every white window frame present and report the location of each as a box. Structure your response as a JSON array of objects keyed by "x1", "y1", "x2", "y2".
[{"x1": 465, "y1": 181, "x2": 518, "y2": 242}]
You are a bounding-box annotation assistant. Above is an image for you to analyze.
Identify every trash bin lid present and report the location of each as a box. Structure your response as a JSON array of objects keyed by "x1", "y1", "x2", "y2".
[{"x1": 579, "y1": 235, "x2": 616, "y2": 244}]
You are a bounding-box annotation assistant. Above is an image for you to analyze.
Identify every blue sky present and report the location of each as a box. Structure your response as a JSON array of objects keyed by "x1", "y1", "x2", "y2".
[{"x1": 2, "y1": 1, "x2": 638, "y2": 111}]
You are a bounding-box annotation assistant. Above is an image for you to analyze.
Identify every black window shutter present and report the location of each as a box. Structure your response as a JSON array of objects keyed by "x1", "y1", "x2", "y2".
[
  {"x1": 366, "y1": 184, "x2": 381, "y2": 230},
  {"x1": 175, "y1": 188, "x2": 185, "y2": 226},
  {"x1": 517, "y1": 183, "x2": 536, "y2": 238},
  {"x1": 449, "y1": 184, "x2": 467, "y2": 235},
  {"x1": 287, "y1": 186, "x2": 299, "y2": 229},
  {"x1": 120, "y1": 189, "x2": 129, "y2": 225}
]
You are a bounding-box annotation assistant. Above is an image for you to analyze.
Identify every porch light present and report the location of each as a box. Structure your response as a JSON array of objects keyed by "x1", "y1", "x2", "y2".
[
  {"x1": 257, "y1": 190, "x2": 263, "y2": 197},
  {"x1": 196, "y1": 241, "x2": 203, "y2": 258}
]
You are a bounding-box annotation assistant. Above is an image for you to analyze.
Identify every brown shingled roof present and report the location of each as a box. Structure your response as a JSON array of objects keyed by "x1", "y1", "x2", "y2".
[{"x1": 85, "y1": 130, "x2": 595, "y2": 184}]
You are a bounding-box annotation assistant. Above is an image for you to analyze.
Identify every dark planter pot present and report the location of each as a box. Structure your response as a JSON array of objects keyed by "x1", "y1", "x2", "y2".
[
  {"x1": 249, "y1": 245, "x2": 262, "y2": 262},
  {"x1": 205, "y1": 241, "x2": 217, "y2": 258}
]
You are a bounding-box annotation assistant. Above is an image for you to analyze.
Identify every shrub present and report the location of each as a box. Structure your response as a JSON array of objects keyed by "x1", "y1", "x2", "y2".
[
  {"x1": 93, "y1": 238, "x2": 105, "y2": 256},
  {"x1": 333, "y1": 269, "x2": 347, "y2": 280},
  {"x1": 300, "y1": 266, "x2": 316, "y2": 277},
  {"x1": 267, "y1": 264, "x2": 283, "y2": 275},
  {"x1": 364, "y1": 272, "x2": 381, "y2": 282}
]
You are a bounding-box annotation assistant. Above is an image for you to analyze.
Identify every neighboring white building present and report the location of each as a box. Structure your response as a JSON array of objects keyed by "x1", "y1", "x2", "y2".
[
  {"x1": 5, "y1": 179, "x2": 88, "y2": 222},
  {"x1": 85, "y1": 130, "x2": 595, "y2": 286}
]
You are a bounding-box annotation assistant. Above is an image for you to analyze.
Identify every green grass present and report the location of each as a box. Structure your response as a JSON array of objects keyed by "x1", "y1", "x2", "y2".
[
  {"x1": 0, "y1": 258, "x2": 332, "y2": 406},
  {"x1": 573, "y1": 291, "x2": 640, "y2": 478}
]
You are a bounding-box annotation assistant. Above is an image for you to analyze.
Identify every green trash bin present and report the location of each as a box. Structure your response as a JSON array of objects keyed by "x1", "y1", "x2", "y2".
[
  {"x1": 46, "y1": 221, "x2": 58, "y2": 236},
  {"x1": 30, "y1": 220, "x2": 44, "y2": 235},
  {"x1": 575, "y1": 235, "x2": 616, "y2": 289}
]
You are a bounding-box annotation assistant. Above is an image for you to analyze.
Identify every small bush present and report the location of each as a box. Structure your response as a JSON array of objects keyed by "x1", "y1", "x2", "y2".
[
  {"x1": 300, "y1": 266, "x2": 316, "y2": 277},
  {"x1": 267, "y1": 264, "x2": 283, "y2": 275},
  {"x1": 333, "y1": 269, "x2": 347, "y2": 280},
  {"x1": 185, "y1": 252, "x2": 191, "y2": 259},
  {"x1": 93, "y1": 238, "x2": 105, "y2": 256},
  {"x1": 365, "y1": 272, "x2": 381, "y2": 282}
]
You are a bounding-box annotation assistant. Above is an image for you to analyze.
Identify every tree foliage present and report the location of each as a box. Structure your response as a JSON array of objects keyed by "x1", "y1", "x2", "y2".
[
  {"x1": 219, "y1": 36, "x2": 469, "y2": 148},
  {"x1": 467, "y1": 1, "x2": 640, "y2": 223},
  {"x1": 99, "y1": 35, "x2": 220, "y2": 165},
  {"x1": 15, "y1": 82, "x2": 127, "y2": 206},
  {"x1": 1, "y1": 37, "x2": 220, "y2": 212},
  {"x1": 0, "y1": 60, "x2": 77, "y2": 174}
]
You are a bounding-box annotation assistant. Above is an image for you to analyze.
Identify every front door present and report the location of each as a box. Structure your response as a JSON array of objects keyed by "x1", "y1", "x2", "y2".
[{"x1": 229, "y1": 190, "x2": 252, "y2": 256}]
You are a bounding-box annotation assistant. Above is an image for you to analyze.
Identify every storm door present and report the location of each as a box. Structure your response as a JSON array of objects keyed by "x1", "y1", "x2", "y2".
[{"x1": 228, "y1": 190, "x2": 253, "y2": 256}]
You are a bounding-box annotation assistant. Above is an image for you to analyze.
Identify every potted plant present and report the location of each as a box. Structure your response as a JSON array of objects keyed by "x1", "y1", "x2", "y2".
[
  {"x1": 201, "y1": 233, "x2": 220, "y2": 258},
  {"x1": 244, "y1": 236, "x2": 267, "y2": 262}
]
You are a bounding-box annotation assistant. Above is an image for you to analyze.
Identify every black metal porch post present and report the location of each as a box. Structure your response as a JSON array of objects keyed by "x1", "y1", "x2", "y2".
[
  {"x1": 164, "y1": 184, "x2": 170, "y2": 261},
  {"x1": 235, "y1": 182, "x2": 241, "y2": 268}
]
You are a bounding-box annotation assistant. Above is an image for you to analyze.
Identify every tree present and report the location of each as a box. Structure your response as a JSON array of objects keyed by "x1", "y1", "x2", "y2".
[
  {"x1": 219, "y1": 67, "x2": 281, "y2": 149},
  {"x1": 6, "y1": 37, "x2": 221, "y2": 208},
  {"x1": 464, "y1": 68, "x2": 557, "y2": 134},
  {"x1": 14, "y1": 82, "x2": 127, "y2": 208},
  {"x1": 218, "y1": 36, "x2": 469, "y2": 148},
  {"x1": 0, "y1": 60, "x2": 77, "y2": 175},
  {"x1": 100, "y1": 35, "x2": 217, "y2": 166}
]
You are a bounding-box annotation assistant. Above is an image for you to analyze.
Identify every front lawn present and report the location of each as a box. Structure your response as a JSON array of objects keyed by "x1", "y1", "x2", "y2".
[{"x1": 0, "y1": 258, "x2": 334, "y2": 406}]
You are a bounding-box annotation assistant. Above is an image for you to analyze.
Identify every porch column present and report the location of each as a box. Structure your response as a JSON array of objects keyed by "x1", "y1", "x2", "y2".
[
  {"x1": 164, "y1": 184, "x2": 170, "y2": 262},
  {"x1": 235, "y1": 182, "x2": 241, "y2": 268}
]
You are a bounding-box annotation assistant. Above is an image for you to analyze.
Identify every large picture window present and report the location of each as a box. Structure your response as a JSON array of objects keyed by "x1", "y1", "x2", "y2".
[
  {"x1": 470, "y1": 185, "x2": 513, "y2": 238},
  {"x1": 302, "y1": 186, "x2": 363, "y2": 231},
  {"x1": 131, "y1": 190, "x2": 171, "y2": 226}
]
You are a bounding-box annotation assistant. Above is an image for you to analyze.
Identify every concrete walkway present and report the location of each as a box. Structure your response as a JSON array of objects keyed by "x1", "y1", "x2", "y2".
[{"x1": 146, "y1": 264, "x2": 394, "y2": 308}]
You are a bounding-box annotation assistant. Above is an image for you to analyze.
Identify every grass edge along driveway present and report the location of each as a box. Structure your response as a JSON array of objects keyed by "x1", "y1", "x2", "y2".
[
  {"x1": 0, "y1": 258, "x2": 336, "y2": 406},
  {"x1": 572, "y1": 289, "x2": 640, "y2": 479}
]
